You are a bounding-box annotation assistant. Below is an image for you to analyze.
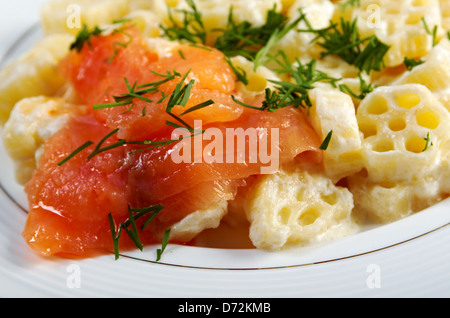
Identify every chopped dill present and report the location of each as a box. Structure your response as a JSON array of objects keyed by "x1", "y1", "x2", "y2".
[
  {"x1": 339, "y1": 72, "x2": 375, "y2": 100},
  {"x1": 105, "y1": 28, "x2": 134, "y2": 64},
  {"x1": 422, "y1": 17, "x2": 438, "y2": 47},
  {"x1": 57, "y1": 141, "x2": 94, "y2": 166},
  {"x1": 160, "y1": 0, "x2": 207, "y2": 45},
  {"x1": 225, "y1": 57, "x2": 249, "y2": 85},
  {"x1": 60, "y1": 70, "x2": 213, "y2": 164},
  {"x1": 92, "y1": 70, "x2": 182, "y2": 111},
  {"x1": 232, "y1": 53, "x2": 340, "y2": 112},
  {"x1": 422, "y1": 132, "x2": 434, "y2": 152},
  {"x1": 320, "y1": 130, "x2": 333, "y2": 150},
  {"x1": 108, "y1": 204, "x2": 165, "y2": 260},
  {"x1": 298, "y1": 13, "x2": 390, "y2": 74},
  {"x1": 156, "y1": 229, "x2": 171, "y2": 262},
  {"x1": 70, "y1": 20, "x2": 134, "y2": 63},
  {"x1": 160, "y1": 3, "x2": 302, "y2": 73},
  {"x1": 70, "y1": 24, "x2": 102, "y2": 52},
  {"x1": 403, "y1": 57, "x2": 425, "y2": 71},
  {"x1": 212, "y1": 5, "x2": 287, "y2": 60}
]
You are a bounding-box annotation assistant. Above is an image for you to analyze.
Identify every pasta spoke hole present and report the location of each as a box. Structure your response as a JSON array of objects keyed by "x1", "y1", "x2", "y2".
[
  {"x1": 405, "y1": 12, "x2": 423, "y2": 25},
  {"x1": 388, "y1": 117, "x2": 407, "y2": 131},
  {"x1": 278, "y1": 206, "x2": 292, "y2": 225},
  {"x1": 395, "y1": 93, "x2": 421, "y2": 109},
  {"x1": 405, "y1": 136, "x2": 427, "y2": 153},
  {"x1": 359, "y1": 121, "x2": 378, "y2": 138},
  {"x1": 298, "y1": 207, "x2": 320, "y2": 226},
  {"x1": 321, "y1": 192, "x2": 338, "y2": 205},
  {"x1": 367, "y1": 96, "x2": 389, "y2": 115},
  {"x1": 416, "y1": 111, "x2": 440, "y2": 129}
]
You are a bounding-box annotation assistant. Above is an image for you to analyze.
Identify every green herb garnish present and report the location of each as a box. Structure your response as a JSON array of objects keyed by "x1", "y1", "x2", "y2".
[
  {"x1": 70, "y1": 24, "x2": 102, "y2": 52},
  {"x1": 57, "y1": 141, "x2": 94, "y2": 166},
  {"x1": 422, "y1": 17, "x2": 438, "y2": 47},
  {"x1": 108, "y1": 204, "x2": 164, "y2": 260},
  {"x1": 106, "y1": 28, "x2": 134, "y2": 64},
  {"x1": 422, "y1": 132, "x2": 434, "y2": 152},
  {"x1": 403, "y1": 57, "x2": 425, "y2": 71},
  {"x1": 320, "y1": 130, "x2": 333, "y2": 150},
  {"x1": 339, "y1": 72, "x2": 375, "y2": 100},
  {"x1": 156, "y1": 229, "x2": 171, "y2": 262},
  {"x1": 232, "y1": 53, "x2": 339, "y2": 112},
  {"x1": 298, "y1": 14, "x2": 390, "y2": 74},
  {"x1": 212, "y1": 6, "x2": 288, "y2": 61},
  {"x1": 160, "y1": 0, "x2": 207, "y2": 45}
]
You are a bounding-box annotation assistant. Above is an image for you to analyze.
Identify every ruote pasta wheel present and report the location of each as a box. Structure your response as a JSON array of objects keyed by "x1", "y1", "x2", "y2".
[
  {"x1": 356, "y1": 84, "x2": 450, "y2": 183},
  {"x1": 394, "y1": 38, "x2": 450, "y2": 111},
  {"x1": 348, "y1": 170, "x2": 445, "y2": 223},
  {"x1": 336, "y1": 0, "x2": 444, "y2": 67},
  {"x1": 350, "y1": 83, "x2": 450, "y2": 222},
  {"x1": 243, "y1": 164, "x2": 357, "y2": 250}
]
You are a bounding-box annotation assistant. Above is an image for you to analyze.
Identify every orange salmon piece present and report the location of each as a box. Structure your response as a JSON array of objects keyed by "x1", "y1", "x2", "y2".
[
  {"x1": 22, "y1": 114, "x2": 243, "y2": 257},
  {"x1": 59, "y1": 28, "x2": 243, "y2": 134}
]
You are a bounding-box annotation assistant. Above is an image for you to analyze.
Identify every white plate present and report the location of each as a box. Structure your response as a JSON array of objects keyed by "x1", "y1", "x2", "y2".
[{"x1": 0, "y1": 0, "x2": 449, "y2": 298}]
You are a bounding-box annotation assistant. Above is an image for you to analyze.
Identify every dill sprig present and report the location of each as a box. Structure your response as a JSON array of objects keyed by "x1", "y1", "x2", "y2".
[
  {"x1": 160, "y1": 3, "x2": 301, "y2": 73},
  {"x1": 108, "y1": 204, "x2": 165, "y2": 260},
  {"x1": 70, "y1": 20, "x2": 136, "y2": 64},
  {"x1": 320, "y1": 130, "x2": 333, "y2": 150},
  {"x1": 298, "y1": 13, "x2": 390, "y2": 74},
  {"x1": 233, "y1": 52, "x2": 340, "y2": 111},
  {"x1": 160, "y1": 0, "x2": 207, "y2": 45},
  {"x1": 213, "y1": 5, "x2": 293, "y2": 64},
  {"x1": 93, "y1": 70, "x2": 182, "y2": 111},
  {"x1": 422, "y1": 17, "x2": 438, "y2": 47},
  {"x1": 422, "y1": 132, "x2": 434, "y2": 152},
  {"x1": 339, "y1": 72, "x2": 375, "y2": 100},
  {"x1": 403, "y1": 57, "x2": 425, "y2": 71},
  {"x1": 70, "y1": 24, "x2": 102, "y2": 52},
  {"x1": 156, "y1": 229, "x2": 171, "y2": 262},
  {"x1": 163, "y1": 70, "x2": 213, "y2": 133},
  {"x1": 106, "y1": 28, "x2": 134, "y2": 64},
  {"x1": 60, "y1": 70, "x2": 213, "y2": 163}
]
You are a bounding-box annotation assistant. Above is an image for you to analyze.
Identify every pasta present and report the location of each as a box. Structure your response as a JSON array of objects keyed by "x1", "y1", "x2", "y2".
[
  {"x1": 395, "y1": 38, "x2": 450, "y2": 111},
  {"x1": 244, "y1": 163, "x2": 357, "y2": 250},
  {"x1": 0, "y1": 34, "x2": 74, "y2": 124},
  {"x1": 2, "y1": 96, "x2": 86, "y2": 184},
  {"x1": 334, "y1": 0, "x2": 445, "y2": 67},
  {"x1": 308, "y1": 87, "x2": 364, "y2": 183},
  {"x1": 356, "y1": 84, "x2": 450, "y2": 183},
  {"x1": 0, "y1": 0, "x2": 449, "y2": 257}
]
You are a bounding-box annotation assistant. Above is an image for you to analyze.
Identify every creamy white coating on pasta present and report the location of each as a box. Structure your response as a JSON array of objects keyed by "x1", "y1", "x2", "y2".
[
  {"x1": 243, "y1": 164, "x2": 358, "y2": 250},
  {"x1": 0, "y1": 0, "x2": 449, "y2": 251}
]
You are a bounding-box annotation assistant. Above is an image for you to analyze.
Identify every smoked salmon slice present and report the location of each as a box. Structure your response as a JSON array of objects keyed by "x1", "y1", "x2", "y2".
[{"x1": 22, "y1": 26, "x2": 322, "y2": 258}]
